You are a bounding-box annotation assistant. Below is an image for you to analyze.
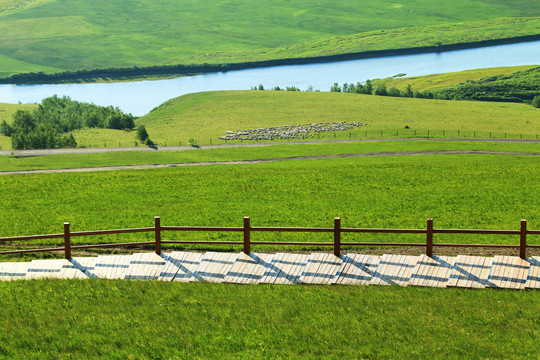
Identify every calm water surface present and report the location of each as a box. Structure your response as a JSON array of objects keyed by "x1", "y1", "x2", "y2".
[{"x1": 0, "y1": 41, "x2": 538, "y2": 116}]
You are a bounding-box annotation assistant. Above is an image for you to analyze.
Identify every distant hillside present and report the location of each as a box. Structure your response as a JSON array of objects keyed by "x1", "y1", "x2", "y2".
[
  {"x1": 0, "y1": 0, "x2": 539, "y2": 82},
  {"x1": 374, "y1": 66, "x2": 536, "y2": 91},
  {"x1": 431, "y1": 66, "x2": 540, "y2": 103},
  {"x1": 373, "y1": 65, "x2": 540, "y2": 104}
]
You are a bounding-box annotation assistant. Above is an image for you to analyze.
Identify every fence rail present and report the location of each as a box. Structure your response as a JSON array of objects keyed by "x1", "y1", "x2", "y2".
[{"x1": 0, "y1": 217, "x2": 538, "y2": 259}]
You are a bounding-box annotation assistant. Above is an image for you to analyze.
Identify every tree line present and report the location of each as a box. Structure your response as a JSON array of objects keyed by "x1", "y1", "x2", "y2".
[
  {"x1": 0, "y1": 95, "x2": 135, "y2": 149},
  {"x1": 330, "y1": 66, "x2": 540, "y2": 106},
  {"x1": 252, "y1": 65, "x2": 539, "y2": 107}
]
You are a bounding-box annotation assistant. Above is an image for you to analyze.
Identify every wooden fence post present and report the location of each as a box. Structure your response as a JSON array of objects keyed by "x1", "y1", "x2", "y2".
[
  {"x1": 243, "y1": 216, "x2": 251, "y2": 254},
  {"x1": 64, "y1": 222, "x2": 71, "y2": 259},
  {"x1": 155, "y1": 216, "x2": 161, "y2": 255},
  {"x1": 426, "y1": 218, "x2": 433, "y2": 257},
  {"x1": 520, "y1": 219, "x2": 527, "y2": 259},
  {"x1": 334, "y1": 217, "x2": 341, "y2": 257}
]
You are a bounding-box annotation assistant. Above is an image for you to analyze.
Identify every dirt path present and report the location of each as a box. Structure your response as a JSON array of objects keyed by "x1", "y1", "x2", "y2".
[
  {"x1": 1, "y1": 150, "x2": 538, "y2": 176},
  {"x1": 1, "y1": 137, "x2": 539, "y2": 157}
]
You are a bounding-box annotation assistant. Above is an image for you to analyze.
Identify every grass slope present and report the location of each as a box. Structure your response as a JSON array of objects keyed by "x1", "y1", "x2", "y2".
[
  {"x1": 376, "y1": 65, "x2": 540, "y2": 103},
  {"x1": 0, "y1": 140, "x2": 539, "y2": 172},
  {"x1": 0, "y1": 103, "x2": 37, "y2": 150},
  {"x1": 0, "y1": 102, "x2": 36, "y2": 124},
  {"x1": 375, "y1": 65, "x2": 538, "y2": 91},
  {"x1": 0, "y1": 154, "x2": 538, "y2": 255},
  {"x1": 133, "y1": 90, "x2": 540, "y2": 147},
  {"x1": 0, "y1": 0, "x2": 538, "y2": 78},
  {"x1": 0, "y1": 280, "x2": 538, "y2": 359},
  {"x1": 2, "y1": 88, "x2": 539, "y2": 150}
]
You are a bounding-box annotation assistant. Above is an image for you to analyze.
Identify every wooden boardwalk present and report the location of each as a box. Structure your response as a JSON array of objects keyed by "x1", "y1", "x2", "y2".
[{"x1": 1, "y1": 252, "x2": 539, "y2": 289}]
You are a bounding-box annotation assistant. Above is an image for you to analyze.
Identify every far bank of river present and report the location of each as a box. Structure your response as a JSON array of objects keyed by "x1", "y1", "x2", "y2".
[{"x1": 0, "y1": 40, "x2": 538, "y2": 116}]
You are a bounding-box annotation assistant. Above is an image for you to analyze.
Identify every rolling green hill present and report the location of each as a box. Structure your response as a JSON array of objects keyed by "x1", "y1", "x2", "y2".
[
  {"x1": 133, "y1": 90, "x2": 540, "y2": 147},
  {"x1": 2, "y1": 89, "x2": 539, "y2": 150},
  {"x1": 373, "y1": 65, "x2": 540, "y2": 103},
  {"x1": 1, "y1": 84, "x2": 539, "y2": 150},
  {"x1": 374, "y1": 65, "x2": 537, "y2": 91},
  {"x1": 0, "y1": 0, "x2": 539, "y2": 81}
]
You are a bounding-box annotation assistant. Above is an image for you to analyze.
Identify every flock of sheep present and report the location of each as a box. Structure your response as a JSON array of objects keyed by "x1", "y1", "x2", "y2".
[{"x1": 219, "y1": 122, "x2": 366, "y2": 141}]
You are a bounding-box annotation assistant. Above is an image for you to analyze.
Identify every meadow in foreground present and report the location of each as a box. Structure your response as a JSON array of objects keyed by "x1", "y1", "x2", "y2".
[{"x1": 0, "y1": 280, "x2": 537, "y2": 359}]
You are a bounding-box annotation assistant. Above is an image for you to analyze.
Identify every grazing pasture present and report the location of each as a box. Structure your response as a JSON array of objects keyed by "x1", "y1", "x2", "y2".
[{"x1": 132, "y1": 90, "x2": 540, "y2": 148}]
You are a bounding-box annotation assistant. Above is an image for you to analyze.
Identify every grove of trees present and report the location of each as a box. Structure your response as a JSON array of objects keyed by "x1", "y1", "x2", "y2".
[{"x1": 0, "y1": 95, "x2": 135, "y2": 149}]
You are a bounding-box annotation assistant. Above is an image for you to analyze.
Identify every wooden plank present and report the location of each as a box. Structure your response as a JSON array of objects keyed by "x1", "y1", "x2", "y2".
[
  {"x1": 224, "y1": 252, "x2": 252, "y2": 284},
  {"x1": 194, "y1": 252, "x2": 238, "y2": 283},
  {"x1": 333, "y1": 255, "x2": 354, "y2": 285},
  {"x1": 0, "y1": 262, "x2": 30, "y2": 281},
  {"x1": 58, "y1": 259, "x2": 88, "y2": 279},
  {"x1": 414, "y1": 254, "x2": 435, "y2": 287},
  {"x1": 428, "y1": 256, "x2": 456, "y2": 288},
  {"x1": 207, "y1": 252, "x2": 232, "y2": 283},
  {"x1": 448, "y1": 255, "x2": 493, "y2": 288},
  {"x1": 94, "y1": 255, "x2": 131, "y2": 279},
  {"x1": 448, "y1": 255, "x2": 468, "y2": 288},
  {"x1": 158, "y1": 252, "x2": 184, "y2": 281},
  {"x1": 409, "y1": 255, "x2": 428, "y2": 287},
  {"x1": 298, "y1": 253, "x2": 324, "y2": 284},
  {"x1": 321, "y1": 253, "x2": 344, "y2": 284},
  {"x1": 508, "y1": 256, "x2": 530, "y2": 290},
  {"x1": 158, "y1": 252, "x2": 188, "y2": 281},
  {"x1": 125, "y1": 253, "x2": 167, "y2": 280},
  {"x1": 224, "y1": 253, "x2": 274, "y2": 284},
  {"x1": 259, "y1": 252, "x2": 284, "y2": 284},
  {"x1": 246, "y1": 253, "x2": 274, "y2": 284},
  {"x1": 71, "y1": 257, "x2": 97, "y2": 278},
  {"x1": 299, "y1": 253, "x2": 324, "y2": 284},
  {"x1": 399, "y1": 255, "x2": 419, "y2": 287},
  {"x1": 409, "y1": 255, "x2": 456, "y2": 288},
  {"x1": 93, "y1": 255, "x2": 114, "y2": 279},
  {"x1": 317, "y1": 253, "x2": 342, "y2": 284},
  {"x1": 333, "y1": 254, "x2": 380, "y2": 285},
  {"x1": 171, "y1": 252, "x2": 204, "y2": 282},
  {"x1": 26, "y1": 259, "x2": 65, "y2": 279},
  {"x1": 393, "y1": 255, "x2": 408, "y2": 286},
  {"x1": 479, "y1": 257, "x2": 495, "y2": 289},
  {"x1": 370, "y1": 255, "x2": 418, "y2": 286},
  {"x1": 240, "y1": 253, "x2": 273, "y2": 284},
  {"x1": 287, "y1": 254, "x2": 310, "y2": 284},
  {"x1": 298, "y1": 253, "x2": 342, "y2": 284},
  {"x1": 260, "y1": 253, "x2": 310, "y2": 284},
  {"x1": 465, "y1": 255, "x2": 480, "y2": 288},
  {"x1": 114, "y1": 255, "x2": 132, "y2": 279},
  {"x1": 525, "y1": 256, "x2": 540, "y2": 289},
  {"x1": 370, "y1": 254, "x2": 389, "y2": 286},
  {"x1": 488, "y1": 255, "x2": 504, "y2": 288}
]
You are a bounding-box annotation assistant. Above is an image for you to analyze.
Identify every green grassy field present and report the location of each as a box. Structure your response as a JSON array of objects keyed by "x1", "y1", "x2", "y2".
[
  {"x1": 0, "y1": 102, "x2": 36, "y2": 123},
  {"x1": 0, "y1": 0, "x2": 538, "y2": 79},
  {"x1": 0, "y1": 140, "x2": 539, "y2": 172},
  {"x1": 374, "y1": 65, "x2": 538, "y2": 91},
  {"x1": 2, "y1": 79, "x2": 539, "y2": 150},
  {"x1": 0, "y1": 280, "x2": 537, "y2": 359},
  {"x1": 0, "y1": 153, "x2": 538, "y2": 257},
  {"x1": 133, "y1": 90, "x2": 540, "y2": 148}
]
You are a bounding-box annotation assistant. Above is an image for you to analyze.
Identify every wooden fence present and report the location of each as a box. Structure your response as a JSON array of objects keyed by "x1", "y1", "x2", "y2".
[{"x1": 0, "y1": 217, "x2": 538, "y2": 259}]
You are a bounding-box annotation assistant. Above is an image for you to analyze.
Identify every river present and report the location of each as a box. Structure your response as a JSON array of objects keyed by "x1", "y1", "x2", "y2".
[{"x1": 0, "y1": 41, "x2": 538, "y2": 116}]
